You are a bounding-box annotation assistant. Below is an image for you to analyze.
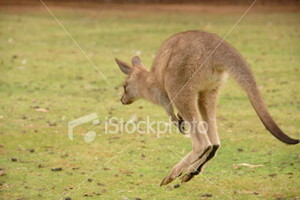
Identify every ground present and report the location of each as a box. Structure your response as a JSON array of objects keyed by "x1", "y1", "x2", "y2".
[{"x1": 0, "y1": 2, "x2": 299, "y2": 200}]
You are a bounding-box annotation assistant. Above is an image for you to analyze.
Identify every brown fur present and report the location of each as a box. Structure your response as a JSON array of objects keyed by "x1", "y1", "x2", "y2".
[{"x1": 115, "y1": 30, "x2": 299, "y2": 185}]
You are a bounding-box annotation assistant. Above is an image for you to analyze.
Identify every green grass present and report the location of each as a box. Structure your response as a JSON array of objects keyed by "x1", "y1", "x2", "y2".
[{"x1": 0, "y1": 4, "x2": 299, "y2": 200}]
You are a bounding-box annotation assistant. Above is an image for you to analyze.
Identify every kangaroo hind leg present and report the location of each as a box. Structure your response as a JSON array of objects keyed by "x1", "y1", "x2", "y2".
[
  {"x1": 160, "y1": 89, "x2": 212, "y2": 185},
  {"x1": 182, "y1": 88, "x2": 221, "y2": 182}
]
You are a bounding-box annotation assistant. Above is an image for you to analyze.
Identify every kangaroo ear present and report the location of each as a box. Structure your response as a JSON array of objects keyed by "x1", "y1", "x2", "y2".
[
  {"x1": 132, "y1": 56, "x2": 143, "y2": 67},
  {"x1": 115, "y1": 58, "x2": 133, "y2": 75}
]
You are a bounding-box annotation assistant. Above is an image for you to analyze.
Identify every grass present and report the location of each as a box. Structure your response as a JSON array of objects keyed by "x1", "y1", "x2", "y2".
[{"x1": 0, "y1": 3, "x2": 299, "y2": 200}]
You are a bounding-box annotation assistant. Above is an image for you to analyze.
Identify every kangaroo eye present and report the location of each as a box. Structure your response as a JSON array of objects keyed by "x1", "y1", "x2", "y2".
[{"x1": 123, "y1": 85, "x2": 126, "y2": 90}]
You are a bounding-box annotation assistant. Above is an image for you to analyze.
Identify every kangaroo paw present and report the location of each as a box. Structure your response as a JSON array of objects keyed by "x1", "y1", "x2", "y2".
[{"x1": 177, "y1": 113, "x2": 185, "y2": 134}]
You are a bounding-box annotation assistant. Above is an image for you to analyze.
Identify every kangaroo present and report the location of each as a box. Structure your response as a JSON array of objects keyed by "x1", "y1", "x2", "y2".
[{"x1": 115, "y1": 30, "x2": 299, "y2": 185}]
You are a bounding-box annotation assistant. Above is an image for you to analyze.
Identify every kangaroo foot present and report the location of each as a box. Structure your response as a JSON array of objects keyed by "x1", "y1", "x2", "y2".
[
  {"x1": 160, "y1": 168, "x2": 183, "y2": 186},
  {"x1": 181, "y1": 172, "x2": 199, "y2": 183}
]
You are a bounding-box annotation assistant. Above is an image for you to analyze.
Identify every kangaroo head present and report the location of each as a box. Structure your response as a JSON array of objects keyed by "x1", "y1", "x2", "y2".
[{"x1": 115, "y1": 56, "x2": 149, "y2": 105}]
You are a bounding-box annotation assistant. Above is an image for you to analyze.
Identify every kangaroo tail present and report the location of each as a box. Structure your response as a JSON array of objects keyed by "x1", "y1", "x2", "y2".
[{"x1": 228, "y1": 60, "x2": 299, "y2": 145}]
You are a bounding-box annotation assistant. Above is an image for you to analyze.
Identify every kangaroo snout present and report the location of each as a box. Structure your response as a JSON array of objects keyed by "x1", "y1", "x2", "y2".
[
  {"x1": 120, "y1": 98, "x2": 125, "y2": 104},
  {"x1": 120, "y1": 97, "x2": 133, "y2": 105}
]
